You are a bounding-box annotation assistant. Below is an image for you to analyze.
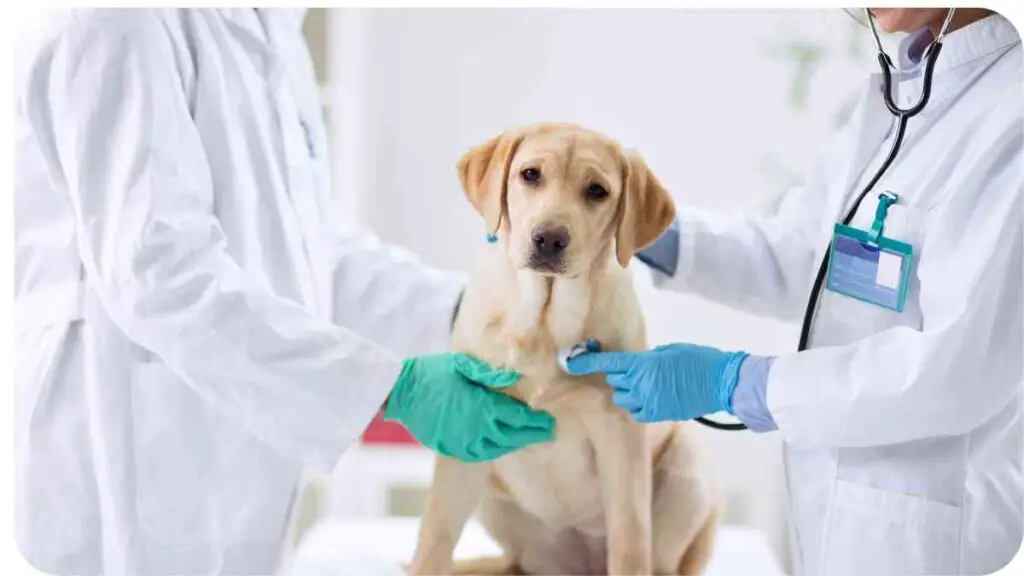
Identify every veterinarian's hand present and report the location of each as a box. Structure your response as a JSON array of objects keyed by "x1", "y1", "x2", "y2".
[
  {"x1": 565, "y1": 343, "x2": 748, "y2": 423},
  {"x1": 384, "y1": 353, "x2": 555, "y2": 462}
]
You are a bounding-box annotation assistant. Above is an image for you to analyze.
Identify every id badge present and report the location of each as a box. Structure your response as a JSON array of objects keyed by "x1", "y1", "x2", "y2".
[{"x1": 826, "y1": 223, "x2": 913, "y2": 312}]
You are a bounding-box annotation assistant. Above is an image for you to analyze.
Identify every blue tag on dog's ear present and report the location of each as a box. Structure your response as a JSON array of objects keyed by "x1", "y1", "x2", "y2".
[{"x1": 486, "y1": 233, "x2": 498, "y2": 244}]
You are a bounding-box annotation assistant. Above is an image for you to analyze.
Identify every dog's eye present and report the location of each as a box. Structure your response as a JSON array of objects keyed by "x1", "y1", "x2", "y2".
[
  {"x1": 585, "y1": 183, "x2": 609, "y2": 201},
  {"x1": 521, "y1": 167, "x2": 542, "y2": 185}
]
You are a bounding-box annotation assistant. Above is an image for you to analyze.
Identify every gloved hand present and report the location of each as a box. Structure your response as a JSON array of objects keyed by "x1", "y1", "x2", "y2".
[
  {"x1": 565, "y1": 343, "x2": 749, "y2": 423},
  {"x1": 384, "y1": 353, "x2": 555, "y2": 462}
]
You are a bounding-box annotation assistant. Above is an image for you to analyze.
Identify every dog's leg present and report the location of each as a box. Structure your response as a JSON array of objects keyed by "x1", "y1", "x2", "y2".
[
  {"x1": 651, "y1": 472, "x2": 717, "y2": 575},
  {"x1": 650, "y1": 430, "x2": 719, "y2": 575},
  {"x1": 674, "y1": 509, "x2": 718, "y2": 575},
  {"x1": 582, "y1": 399, "x2": 653, "y2": 575},
  {"x1": 408, "y1": 456, "x2": 488, "y2": 575}
]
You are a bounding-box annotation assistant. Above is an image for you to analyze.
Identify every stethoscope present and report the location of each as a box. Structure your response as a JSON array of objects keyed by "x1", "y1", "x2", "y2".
[{"x1": 696, "y1": 8, "x2": 957, "y2": 432}]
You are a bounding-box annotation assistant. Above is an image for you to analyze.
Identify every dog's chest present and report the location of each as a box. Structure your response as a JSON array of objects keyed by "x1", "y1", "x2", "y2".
[
  {"x1": 490, "y1": 395, "x2": 609, "y2": 532},
  {"x1": 468, "y1": 298, "x2": 614, "y2": 529},
  {"x1": 452, "y1": 265, "x2": 637, "y2": 530},
  {"x1": 488, "y1": 271, "x2": 602, "y2": 404}
]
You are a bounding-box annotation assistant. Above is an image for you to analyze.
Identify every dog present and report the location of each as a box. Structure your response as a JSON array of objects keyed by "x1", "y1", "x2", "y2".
[{"x1": 408, "y1": 123, "x2": 720, "y2": 575}]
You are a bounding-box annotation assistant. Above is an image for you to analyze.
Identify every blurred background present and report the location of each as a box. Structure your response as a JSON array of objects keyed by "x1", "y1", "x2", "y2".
[{"x1": 290, "y1": 8, "x2": 889, "y2": 572}]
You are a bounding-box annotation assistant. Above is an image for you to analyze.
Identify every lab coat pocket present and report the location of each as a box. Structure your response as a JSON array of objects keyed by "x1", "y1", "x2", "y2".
[{"x1": 822, "y1": 480, "x2": 962, "y2": 576}]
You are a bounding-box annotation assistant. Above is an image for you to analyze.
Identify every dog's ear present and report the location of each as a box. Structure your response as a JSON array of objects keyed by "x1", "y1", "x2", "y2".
[
  {"x1": 457, "y1": 129, "x2": 527, "y2": 237},
  {"x1": 615, "y1": 150, "x2": 676, "y2": 267}
]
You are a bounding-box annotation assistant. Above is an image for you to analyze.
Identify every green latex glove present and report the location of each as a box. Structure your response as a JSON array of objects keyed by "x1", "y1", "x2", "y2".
[{"x1": 384, "y1": 353, "x2": 555, "y2": 462}]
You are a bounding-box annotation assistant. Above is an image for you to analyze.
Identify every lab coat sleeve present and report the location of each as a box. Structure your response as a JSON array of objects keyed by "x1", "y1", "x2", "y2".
[
  {"x1": 730, "y1": 355, "x2": 778, "y2": 433},
  {"x1": 327, "y1": 232, "x2": 466, "y2": 358},
  {"x1": 27, "y1": 10, "x2": 400, "y2": 470},
  {"x1": 648, "y1": 111, "x2": 862, "y2": 321},
  {"x1": 766, "y1": 104, "x2": 1023, "y2": 448}
]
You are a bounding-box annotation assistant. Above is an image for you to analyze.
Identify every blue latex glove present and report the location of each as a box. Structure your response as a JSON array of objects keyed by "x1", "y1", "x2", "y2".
[{"x1": 565, "y1": 343, "x2": 749, "y2": 423}]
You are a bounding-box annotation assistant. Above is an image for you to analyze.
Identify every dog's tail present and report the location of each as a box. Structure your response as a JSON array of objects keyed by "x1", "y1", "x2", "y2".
[{"x1": 450, "y1": 555, "x2": 521, "y2": 575}]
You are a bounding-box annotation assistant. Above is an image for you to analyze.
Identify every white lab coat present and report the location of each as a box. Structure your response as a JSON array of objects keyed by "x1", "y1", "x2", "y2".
[
  {"x1": 14, "y1": 8, "x2": 462, "y2": 575},
  {"x1": 654, "y1": 15, "x2": 1022, "y2": 576}
]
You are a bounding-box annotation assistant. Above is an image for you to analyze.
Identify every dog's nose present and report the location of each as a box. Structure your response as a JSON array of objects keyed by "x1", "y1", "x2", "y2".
[{"x1": 531, "y1": 225, "x2": 570, "y2": 259}]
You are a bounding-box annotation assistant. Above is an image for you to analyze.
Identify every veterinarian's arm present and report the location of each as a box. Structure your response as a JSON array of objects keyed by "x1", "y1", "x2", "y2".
[
  {"x1": 30, "y1": 11, "x2": 401, "y2": 471},
  {"x1": 729, "y1": 356, "x2": 778, "y2": 432},
  {"x1": 326, "y1": 231, "x2": 466, "y2": 357},
  {"x1": 637, "y1": 95, "x2": 867, "y2": 321},
  {"x1": 767, "y1": 123, "x2": 1021, "y2": 448}
]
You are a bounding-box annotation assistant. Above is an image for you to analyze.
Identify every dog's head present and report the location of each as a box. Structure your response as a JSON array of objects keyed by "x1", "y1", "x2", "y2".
[{"x1": 457, "y1": 123, "x2": 675, "y2": 276}]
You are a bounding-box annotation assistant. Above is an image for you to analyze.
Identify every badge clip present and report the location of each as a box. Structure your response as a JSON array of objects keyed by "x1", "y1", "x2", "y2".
[{"x1": 867, "y1": 191, "x2": 899, "y2": 246}]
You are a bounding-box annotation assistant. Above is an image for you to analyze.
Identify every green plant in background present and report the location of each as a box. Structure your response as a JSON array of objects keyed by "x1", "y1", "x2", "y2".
[
  {"x1": 766, "y1": 39, "x2": 825, "y2": 110},
  {"x1": 755, "y1": 11, "x2": 867, "y2": 212}
]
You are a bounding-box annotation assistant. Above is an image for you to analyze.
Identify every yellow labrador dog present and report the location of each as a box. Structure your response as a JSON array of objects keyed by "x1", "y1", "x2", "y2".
[{"x1": 409, "y1": 123, "x2": 719, "y2": 576}]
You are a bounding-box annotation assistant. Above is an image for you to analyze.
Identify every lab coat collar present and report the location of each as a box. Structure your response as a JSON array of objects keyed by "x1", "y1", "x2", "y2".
[{"x1": 897, "y1": 13, "x2": 1021, "y2": 72}]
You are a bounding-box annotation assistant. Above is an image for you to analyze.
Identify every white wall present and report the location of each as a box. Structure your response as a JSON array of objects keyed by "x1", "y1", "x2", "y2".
[{"x1": 324, "y1": 8, "x2": 879, "y2": 570}]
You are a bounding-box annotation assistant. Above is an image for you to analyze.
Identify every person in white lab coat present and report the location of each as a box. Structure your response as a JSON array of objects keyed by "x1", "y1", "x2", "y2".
[
  {"x1": 14, "y1": 9, "x2": 555, "y2": 575},
  {"x1": 568, "y1": 8, "x2": 1023, "y2": 576}
]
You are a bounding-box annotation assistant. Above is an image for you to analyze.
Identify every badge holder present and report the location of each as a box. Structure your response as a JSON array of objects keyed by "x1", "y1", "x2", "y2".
[{"x1": 825, "y1": 191, "x2": 913, "y2": 312}]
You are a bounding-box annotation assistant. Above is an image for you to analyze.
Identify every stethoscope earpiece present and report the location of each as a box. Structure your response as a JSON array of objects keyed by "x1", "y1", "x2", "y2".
[{"x1": 867, "y1": 8, "x2": 954, "y2": 118}]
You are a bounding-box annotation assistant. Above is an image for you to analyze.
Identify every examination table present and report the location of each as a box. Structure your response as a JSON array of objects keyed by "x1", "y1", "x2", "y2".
[{"x1": 284, "y1": 517, "x2": 783, "y2": 575}]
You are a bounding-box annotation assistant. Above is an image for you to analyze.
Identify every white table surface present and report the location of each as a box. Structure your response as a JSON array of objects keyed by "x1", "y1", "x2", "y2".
[{"x1": 285, "y1": 517, "x2": 783, "y2": 576}]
